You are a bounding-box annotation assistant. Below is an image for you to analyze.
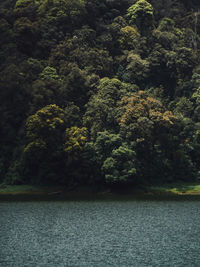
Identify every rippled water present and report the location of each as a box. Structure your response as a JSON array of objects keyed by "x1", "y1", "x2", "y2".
[{"x1": 1, "y1": 200, "x2": 200, "y2": 267}]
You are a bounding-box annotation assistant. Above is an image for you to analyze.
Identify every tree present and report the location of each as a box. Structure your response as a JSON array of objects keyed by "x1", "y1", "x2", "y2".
[
  {"x1": 24, "y1": 104, "x2": 65, "y2": 183},
  {"x1": 119, "y1": 26, "x2": 140, "y2": 50},
  {"x1": 174, "y1": 97, "x2": 193, "y2": 118},
  {"x1": 126, "y1": 0, "x2": 154, "y2": 35},
  {"x1": 40, "y1": 66, "x2": 60, "y2": 80},
  {"x1": 84, "y1": 77, "x2": 137, "y2": 139},
  {"x1": 89, "y1": 131, "x2": 137, "y2": 185},
  {"x1": 119, "y1": 91, "x2": 177, "y2": 181},
  {"x1": 102, "y1": 144, "x2": 137, "y2": 185},
  {"x1": 62, "y1": 126, "x2": 88, "y2": 185},
  {"x1": 61, "y1": 65, "x2": 90, "y2": 107},
  {"x1": 122, "y1": 52, "x2": 150, "y2": 85},
  {"x1": 38, "y1": 0, "x2": 87, "y2": 30},
  {"x1": 64, "y1": 126, "x2": 87, "y2": 163},
  {"x1": 29, "y1": 69, "x2": 63, "y2": 114},
  {"x1": 119, "y1": 91, "x2": 176, "y2": 142},
  {"x1": 25, "y1": 104, "x2": 64, "y2": 149},
  {"x1": 14, "y1": 0, "x2": 39, "y2": 19},
  {"x1": 173, "y1": 47, "x2": 196, "y2": 79}
]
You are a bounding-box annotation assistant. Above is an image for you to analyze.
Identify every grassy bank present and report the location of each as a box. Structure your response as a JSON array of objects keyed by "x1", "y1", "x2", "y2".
[
  {"x1": 148, "y1": 182, "x2": 200, "y2": 195},
  {"x1": 0, "y1": 184, "x2": 64, "y2": 195},
  {"x1": 1, "y1": 182, "x2": 200, "y2": 201}
]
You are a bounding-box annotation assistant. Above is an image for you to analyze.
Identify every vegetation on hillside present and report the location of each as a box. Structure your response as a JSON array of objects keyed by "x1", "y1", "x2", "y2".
[{"x1": 1, "y1": 0, "x2": 200, "y2": 189}]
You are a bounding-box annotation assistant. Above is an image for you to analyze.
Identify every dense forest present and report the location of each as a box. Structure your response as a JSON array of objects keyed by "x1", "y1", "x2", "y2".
[{"x1": 1, "y1": 0, "x2": 200, "y2": 189}]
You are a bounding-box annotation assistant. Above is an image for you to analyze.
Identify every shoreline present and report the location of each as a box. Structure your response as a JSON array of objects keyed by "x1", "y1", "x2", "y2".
[{"x1": 1, "y1": 183, "x2": 200, "y2": 201}]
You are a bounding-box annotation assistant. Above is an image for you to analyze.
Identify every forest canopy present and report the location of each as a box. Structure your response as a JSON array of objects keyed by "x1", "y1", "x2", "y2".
[{"x1": 1, "y1": 0, "x2": 200, "y2": 188}]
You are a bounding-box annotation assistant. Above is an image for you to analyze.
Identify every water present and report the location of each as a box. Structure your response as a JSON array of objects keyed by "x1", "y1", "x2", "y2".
[{"x1": 1, "y1": 200, "x2": 200, "y2": 267}]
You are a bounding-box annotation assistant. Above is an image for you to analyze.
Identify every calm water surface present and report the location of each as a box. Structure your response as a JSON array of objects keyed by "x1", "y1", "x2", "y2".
[{"x1": 0, "y1": 200, "x2": 200, "y2": 267}]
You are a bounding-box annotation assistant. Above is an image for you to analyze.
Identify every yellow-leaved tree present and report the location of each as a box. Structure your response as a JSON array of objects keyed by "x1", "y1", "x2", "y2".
[
  {"x1": 119, "y1": 91, "x2": 177, "y2": 181},
  {"x1": 64, "y1": 126, "x2": 87, "y2": 164},
  {"x1": 24, "y1": 104, "x2": 65, "y2": 183}
]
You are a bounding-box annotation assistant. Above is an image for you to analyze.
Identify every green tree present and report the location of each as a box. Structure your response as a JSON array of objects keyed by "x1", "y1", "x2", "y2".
[
  {"x1": 119, "y1": 26, "x2": 140, "y2": 50},
  {"x1": 40, "y1": 66, "x2": 59, "y2": 80},
  {"x1": 122, "y1": 52, "x2": 150, "y2": 84},
  {"x1": 87, "y1": 131, "x2": 137, "y2": 185},
  {"x1": 14, "y1": 0, "x2": 39, "y2": 19},
  {"x1": 38, "y1": 0, "x2": 86, "y2": 30},
  {"x1": 174, "y1": 97, "x2": 193, "y2": 118},
  {"x1": 84, "y1": 78, "x2": 137, "y2": 139},
  {"x1": 102, "y1": 144, "x2": 137, "y2": 185},
  {"x1": 126, "y1": 0, "x2": 154, "y2": 35}
]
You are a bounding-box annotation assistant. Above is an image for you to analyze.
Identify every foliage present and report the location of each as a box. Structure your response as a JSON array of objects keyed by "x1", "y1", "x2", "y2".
[
  {"x1": 84, "y1": 77, "x2": 136, "y2": 139},
  {"x1": 40, "y1": 66, "x2": 59, "y2": 80},
  {"x1": 126, "y1": 0, "x2": 154, "y2": 35},
  {"x1": 24, "y1": 104, "x2": 65, "y2": 183},
  {"x1": 15, "y1": 0, "x2": 38, "y2": 9},
  {"x1": 1, "y1": 0, "x2": 200, "y2": 188},
  {"x1": 64, "y1": 126, "x2": 87, "y2": 162},
  {"x1": 119, "y1": 26, "x2": 140, "y2": 49},
  {"x1": 25, "y1": 104, "x2": 64, "y2": 142},
  {"x1": 102, "y1": 144, "x2": 137, "y2": 184},
  {"x1": 119, "y1": 91, "x2": 176, "y2": 136}
]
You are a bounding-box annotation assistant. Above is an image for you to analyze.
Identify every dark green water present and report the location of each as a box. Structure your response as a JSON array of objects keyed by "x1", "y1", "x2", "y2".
[{"x1": 1, "y1": 200, "x2": 200, "y2": 267}]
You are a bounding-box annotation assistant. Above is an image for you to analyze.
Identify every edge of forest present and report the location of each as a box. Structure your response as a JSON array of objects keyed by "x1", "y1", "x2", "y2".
[{"x1": 1, "y1": 183, "x2": 200, "y2": 201}]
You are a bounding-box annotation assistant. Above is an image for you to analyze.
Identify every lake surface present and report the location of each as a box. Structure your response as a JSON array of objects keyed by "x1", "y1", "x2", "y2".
[{"x1": 1, "y1": 200, "x2": 200, "y2": 267}]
